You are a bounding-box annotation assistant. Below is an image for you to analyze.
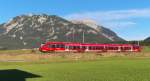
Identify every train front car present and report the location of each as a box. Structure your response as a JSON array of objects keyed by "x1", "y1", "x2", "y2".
[
  {"x1": 132, "y1": 44, "x2": 141, "y2": 52},
  {"x1": 39, "y1": 42, "x2": 65, "y2": 53},
  {"x1": 39, "y1": 43, "x2": 48, "y2": 52}
]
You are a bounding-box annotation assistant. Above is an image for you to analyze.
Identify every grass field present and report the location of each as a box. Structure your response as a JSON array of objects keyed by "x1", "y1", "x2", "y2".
[
  {"x1": 142, "y1": 46, "x2": 150, "y2": 52},
  {"x1": 1, "y1": 57, "x2": 150, "y2": 81},
  {"x1": 0, "y1": 46, "x2": 150, "y2": 81}
]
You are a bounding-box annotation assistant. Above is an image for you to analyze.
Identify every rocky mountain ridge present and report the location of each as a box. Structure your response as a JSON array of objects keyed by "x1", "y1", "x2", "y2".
[{"x1": 0, "y1": 14, "x2": 124, "y2": 49}]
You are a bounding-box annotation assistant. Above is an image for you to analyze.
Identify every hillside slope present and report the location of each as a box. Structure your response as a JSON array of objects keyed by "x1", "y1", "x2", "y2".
[{"x1": 0, "y1": 14, "x2": 124, "y2": 49}]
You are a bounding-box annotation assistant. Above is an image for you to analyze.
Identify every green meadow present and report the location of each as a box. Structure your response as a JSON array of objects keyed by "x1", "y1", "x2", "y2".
[{"x1": 1, "y1": 58, "x2": 150, "y2": 81}]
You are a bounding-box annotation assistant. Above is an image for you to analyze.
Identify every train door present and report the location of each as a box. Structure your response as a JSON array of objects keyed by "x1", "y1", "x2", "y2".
[{"x1": 65, "y1": 45, "x2": 69, "y2": 51}]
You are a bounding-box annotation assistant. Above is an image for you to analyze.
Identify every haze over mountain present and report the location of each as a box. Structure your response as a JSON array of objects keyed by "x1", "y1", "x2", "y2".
[{"x1": 0, "y1": 14, "x2": 124, "y2": 49}]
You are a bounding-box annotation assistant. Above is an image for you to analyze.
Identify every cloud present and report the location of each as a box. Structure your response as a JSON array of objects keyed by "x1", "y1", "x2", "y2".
[
  {"x1": 64, "y1": 8, "x2": 150, "y2": 29},
  {"x1": 102, "y1": 21, "x2": 137, "y2": 28}
]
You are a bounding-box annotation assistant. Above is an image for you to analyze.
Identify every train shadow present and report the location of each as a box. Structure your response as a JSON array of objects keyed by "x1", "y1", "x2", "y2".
[{"x1": 0, "y1": 69, "x2": 41, "y2": 81}]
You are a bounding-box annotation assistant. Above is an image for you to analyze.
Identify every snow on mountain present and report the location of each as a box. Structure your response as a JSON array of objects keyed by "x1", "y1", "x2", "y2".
[{"x1": 71, "y1": 19, "x2": 99, "y2": 30}]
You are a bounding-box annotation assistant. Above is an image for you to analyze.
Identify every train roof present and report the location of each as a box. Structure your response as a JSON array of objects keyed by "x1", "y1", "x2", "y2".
[{"x1": 44, "y1": 42, "x2": 139, "y2": 46}]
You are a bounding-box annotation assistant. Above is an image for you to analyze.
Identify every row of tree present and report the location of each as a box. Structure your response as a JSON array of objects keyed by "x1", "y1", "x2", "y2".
[{"x1": 109, "y1": 41, "x2": 150, "y2": 46}]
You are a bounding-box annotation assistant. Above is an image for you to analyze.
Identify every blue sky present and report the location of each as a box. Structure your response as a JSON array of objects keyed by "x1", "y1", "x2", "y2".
[{"x1": 0, "y1": 0, "x2": 150, "y2": 40}]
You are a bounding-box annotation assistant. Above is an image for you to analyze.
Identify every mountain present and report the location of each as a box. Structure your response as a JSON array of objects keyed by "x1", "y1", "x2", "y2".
[
  {"x1": 71, "y1": 19, "x2": 124, "y2": 41},
  {"x1": 144, "y1": 37, "x2": 150, "y2": 41},
  {"x1": 0, "y1": 14, "x2": 124, "y2": 49}
]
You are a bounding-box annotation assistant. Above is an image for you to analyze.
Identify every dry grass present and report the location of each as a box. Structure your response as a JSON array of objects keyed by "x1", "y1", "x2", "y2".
[
  {"x1": 0, "y1": 46, "x2": 149, "y2": 62},
  {"x1": 0, "y1": 52, "x2": 147, "y2": 62}
]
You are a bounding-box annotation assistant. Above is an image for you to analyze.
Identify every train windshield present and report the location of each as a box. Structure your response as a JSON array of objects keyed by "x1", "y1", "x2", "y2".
[{"x1": 40, "y1": 43, "x2": 45, "y2": 46}]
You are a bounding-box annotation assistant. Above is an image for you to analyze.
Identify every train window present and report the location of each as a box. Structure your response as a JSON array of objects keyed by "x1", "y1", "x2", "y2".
[
  {"x1": 95, "y1": 46, "x2": 98, "y2": 50},
  {"x1": 107, "y1": 47, "x2": 114, "y2": 50},
  {"x1": 56, "y1": 44, "x2": 60, "y2": 48},
  {"x1": 96, "y1": 46, "x2": 98, "y2": 50},
  {"x1": 51, "y1": 45, "x2": 56, "y2": 48},
  {"x1": 72, "y1": 46, "x2": 80, "y2": 49},
  {"x1": 48, "y1": 45, "x2": 51, "y2": 48},
  {"x1": 89, "y1": 46, "x2": 92, "y2": 50},
  {"x1": 60, "y1": 44, "x2": 65, "y2": 48},
  {"x1": 90, "y1": 46, "x2": 93, "y2": 50},
  {"x1": 77, "y1": 46, "x2": 80, "y2": 49},
  {"x1": 133, "y1": 46, "x2": 139, "y2": 49},
  {"x1": 96, "y1": 46, "x2": 100, "y2": 50},
  {"x1": 69, "y1": 46, "x2": 73, "y2": 49},
  {"x1": 82, "y1": 46, "x2": 86, "y2": 49},
  {"x1": 109, "y1": 47, "x2": 118, "y2": 50},
  {"x1": 91, "y1": 46, "x2": 96, "y2": 50},
  {"x1": 53, "y1": 44, "x2": 65, "y2": 48},
  {"x1": 124, "y1": 47, "x2": 131, "y2": 50},
  {"x1": 99, "y1": 46, "x2": 104, "y2": 50},
  {"x1": 65, "y1": 46, "x2": 69, "y2": 49},
  {"x1": 73, "y1": 46, "x2": 76, "y2": 49},
  {"x1": 96, "y1": 46, "x2": 101, "y2": 50},
  {"x1": 121, "y1": 47, "x2": 131, "y2": 50},
  {"x1": 94, "y1": 46, "x2": 96, "y2": 50},
  {"x1": 91, "y1": 47, "x2": 93, "y2": 50},
  {"x1": 121, "y1": 47, "x2": 124, "y2": 50},
  {"x1": 114, "y1": 47, "x2": 118, "y2": 50},
  {"x1": 91, "y1": 46, "x2": 93, "y2": 50}
]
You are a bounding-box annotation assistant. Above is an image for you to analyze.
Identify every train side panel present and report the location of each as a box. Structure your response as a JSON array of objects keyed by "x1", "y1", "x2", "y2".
[{"x1": 39, "y1": 42, "x2": 141, "y2": 53}]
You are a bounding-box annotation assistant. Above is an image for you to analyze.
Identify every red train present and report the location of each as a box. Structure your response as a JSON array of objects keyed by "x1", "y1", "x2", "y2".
[{"x1": 39, "y1": 42, "x2": 141, "y2": 53}]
